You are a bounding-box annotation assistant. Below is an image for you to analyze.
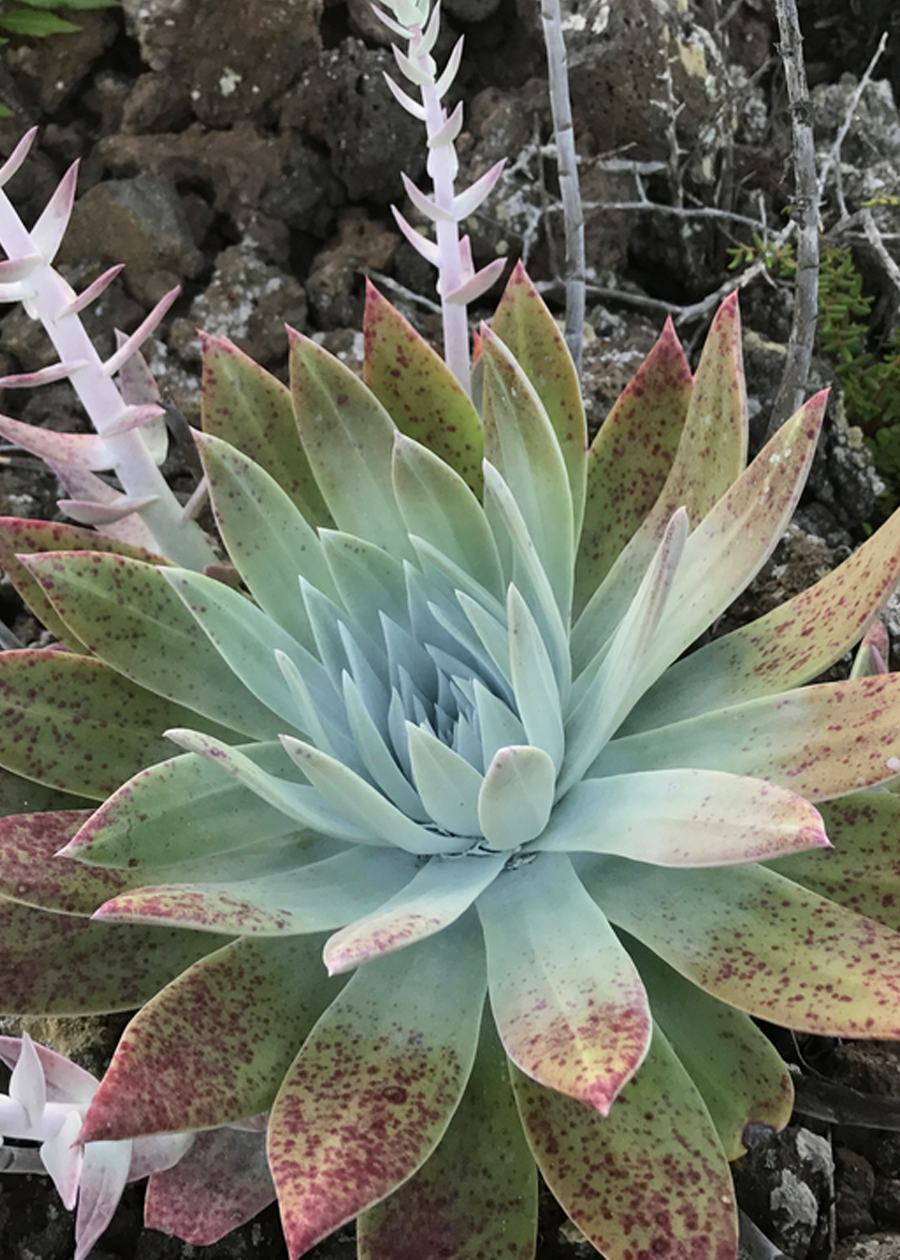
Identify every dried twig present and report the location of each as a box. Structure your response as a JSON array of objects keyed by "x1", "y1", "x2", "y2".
[
  {"x1": 766, "y1": 0, "x2": 820, "y2": 439},
  {"x1": 860, "y1": 207, "x2": 900, "y2": 305},
  {"x1": 816, "y1": 31, "x2": 890, "y2": 208},
  {"x1": 541, "y1": 0, "x2": 585, "y2": 377}
]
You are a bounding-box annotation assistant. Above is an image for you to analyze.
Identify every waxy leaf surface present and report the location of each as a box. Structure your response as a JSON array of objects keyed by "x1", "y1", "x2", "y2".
[
  {"x1": 0, "y1": 516, "x2": 166, "y2": 650},
  {"x1": 201, "y1": 333, "x2": 332, "y2": 523},
  {"x1": 268, "y1": 917, "x2": 485, "y2": 1260},
  {"x1": 512, "y1": 1027, "x2": 737, "y2": 1260},
  {"x1": 628, "y1": 503, "x2": 900, "y2": 731},
  {"x1": 627, "y1": 935, "x2": 794, "y2": 1159},
  {"x1": 491, "y1": 263, "x2": 587, "y2": 533},
  {"x1": 290, "y1": 330, "x2": 412, "y2": 560},
  {"x1": 145, "y1": 1126, "x2": 276, "y2": 1245},
  {"x1": 23, "y1": 552, "x2": 282, "y2": 739},
  {"x1": 770, "y1": 791, "x2": 900, "y2": 931},
  {"x1": 0, "y1": 650, "x2": 238, "y2": 799},
  {"x1": 586, "y1": 857, "x2": 900, "y2": 1036},
  {"x1": 358, "y1": 1015, "x2": 537, "y2": 1260},
  {"x1": 0, "y1": 898, "x2": 229, "y2": 1014},
  {"x1": 0, "y1": 808, "x2": 128, "y2": 914},
  {"x1": 577, "y1": 317, "x2": 690, "y2": 602},
  {"x1": 66, "y1": 744, "x2": 307, "y2": 869},
  {"x1": 592, "y1": 674, "x2": 900, "y2": 800},
  {"x1": 364, "y1": 282, "x2": 484, "y2": 492},
  {"x1": 81, "y1": 934, "x2": 341, "y2": 1140},
  {"x1": 478, "y1": 854, "x2": 650, "y2": 1115}
]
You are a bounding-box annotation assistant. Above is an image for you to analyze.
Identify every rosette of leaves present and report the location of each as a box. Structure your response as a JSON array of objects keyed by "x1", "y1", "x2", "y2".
[{"x1": 3, "y1": 267, "x2": 900, "y2": 1260}]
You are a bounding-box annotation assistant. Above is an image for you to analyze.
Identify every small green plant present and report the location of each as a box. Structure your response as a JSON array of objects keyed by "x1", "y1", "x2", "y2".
[
  {"x1": 730, "y1": 236, "x2": 900, "y2": 516},
  {"x1": 0, "y1": 0, "x2": 120, "y2": 116}
]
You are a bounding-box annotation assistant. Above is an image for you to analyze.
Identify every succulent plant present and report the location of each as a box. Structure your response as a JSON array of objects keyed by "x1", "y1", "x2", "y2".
[{"x1": 1, "y1": 254, "x2": 900, "y2": 1260}]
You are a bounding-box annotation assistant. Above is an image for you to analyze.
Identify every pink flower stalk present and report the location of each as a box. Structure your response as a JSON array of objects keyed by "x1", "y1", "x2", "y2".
[
  {"x1": 0, "y1": 129, "x2": 215, "y2": 569},
  {"x1": 0, "y1": 1034, "x2": 193, "y2": 1260},
  {"x1": 375, "y1": 0, "x2": 506, "y2": 394}
]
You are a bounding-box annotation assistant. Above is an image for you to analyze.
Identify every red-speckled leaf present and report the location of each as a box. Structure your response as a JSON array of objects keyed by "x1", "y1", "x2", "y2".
[
  {"x1": 592, "y1": 674, "x2": 900, "y2": 800},
  {"x1": 0, "y1": 897, "x2": 229, "y2": 1014},
  {"x1": 363, "y1": 282, "x2": 484, "y2": 494},
  {"x1": 268, "y1": 914, "x2": 486, "y2": 1260},
  {"x1": 512, "y1": 1026, "x2": 738, "y2": 1260},
  {"x1": 481, "y1": 327, "x2": 576, "y2": 617},
  {"x1": 625, "y1": 934, "x2": 794, "y2": 1159},
  {"x1": 585, "y1": 856, "x2": 900, "y2": 1037},
  {"x1": 200, "y1": 333, "x2": 332, "y2": 525},
  {"x1": 145, "y1": 1125, "x2": 275, "y2": 1244},
  {"x1": 477, "y1": 853, "x2": 650, "y2": 1116},
  {"x1": 628, "y1": 504, "x2": 900, "y2": 733},
  {"x1": 491, "y1": 262, "x2": 587, "y2": 532},
  {"x1": 663, "y1": 292, "x2": 748, "y2": 520},
  {"x1": 93, "y1": 845, "x2": 417, "y2": 937},
  {"x1": 0, "y1": 516, "x2": 167, "y2": 650},
  {"x1": 289, "y1": 330, "x2": 413, "y2": 561},
  {"x1": 81, "y1": 934, "x2": 341, "y2": 1141},
  {"x1": 575, "y1": 317, "x2": 691, "y2": 608},
  {"x1": 21, "y1": 552, "x2": 282, "y2": 740},
  {"x1": 0, "y1": 765, "x2": 89, "y2": 816},
  {"x1": 0, "y1": 650, "x2": 240, "y2": 799},
  {"x1": 633, "y1": 392, "x2": 825, "y2": 687},
  {"x1": 770, "y1": 791, "x2": 900, "y2": 931},
  {"x1": 358, "y1": 1014, "x2": 537, "y2": 1260},
  {"x1": 0, "y1": 809, "x2": 131, "y2": 914},
  {"x1": 323, "y1": 851, "x2": 504, "y2": 974},
  {"x1": 63, "y1": 744, "x2": 309, "y2": 870},
  {"x1": 571, "y1": 297, "x2": 748, "y2": 666}
]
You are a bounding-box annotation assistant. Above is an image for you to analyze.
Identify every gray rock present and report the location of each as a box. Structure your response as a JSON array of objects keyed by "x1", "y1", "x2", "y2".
[
  {"x1": 835, "y1": 1147, "x2": 877, "y2": 1237},
  {"x1": 836, "y1": 1232, "x2": 900, "y2": 1260},
  {"x1": 96, "y1": 123, "x2": 285, "y2": 222},
  {"x1": 306, "y1": 216, "x2": 400, "y2": 329},
  {"x1": 169, "y1": 243, "x2": 308, "y2": 369},
  {"x1": 121, "y1": 72, "x2": 193, "y2": 135},
  {"x1": 4, "y1": 9, "x2": 118, "y2": 114},
  {"x1": 121, "y1": 0, "x2": 322, "y2": 128},
  {"x1": 58, "y1": 173, "x2": 205, "y2": 307},
  {"x1": 281, "y1": 39, "x2": 424, "y2": 204}
]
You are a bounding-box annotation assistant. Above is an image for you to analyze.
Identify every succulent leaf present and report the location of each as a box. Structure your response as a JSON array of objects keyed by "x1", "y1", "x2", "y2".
[
  {"x1": 539, "y1": 769, "x2": 828, "y2": 866},
  {"x1": 363, "y1": 283, "x2": 484, "y2": 492},
  {"x1": 23, "y1": 552, "x2": 284, "y2": 739},
  {"x1": 593, "y1": 673, "x2": 900, "y2": 799},
  {"x1": 63, "y1": 744, "x2": 312, "y2": 869},
  {"x1": 93, "y1": 846, "x2": 418, "y2": 937},
  {"x1": 626, "y1": 936, "x2": 794, "y2": 1160},
  {"x1": 289, "y1": 331, "x2": 414, "y2": 559},
  {"x1": 769, "y1": 790, "x2": 900, "y2": 929},
  {"x1": 589, "y1": 858, "x2": 900, "y2": 1036},
  {"x1": 201, "y1": 333, "x2": 332, "y2": 524},
  {"x1": 357, "y1": 1015, "x2": 537, "y2": 1260},
  {"x1": 513, "y1": 1027, "x2": 737, "y2": 1260},
  {"x1": 627, "y1": 502, "x2": 900, "y2": 731},
  {"x1": 145, "y1": 1126, "x2": 276, "y2": 1245},
  {"x1": 0, "y1": 897, "x2": 229, "y2": 1015},
  {"x1": 268, "y1": 917, "x2": 485, "y2": 1260},
  {"x1": 478, "y1": 853, "x2": 651, "y2": 1114},
  {"x1": 491, "y1": 262, "x2": 588, "y2": 535},
  {"x1": 0, "y1": 650, "x2": 239, "y2": 799},
  {"x1": 576, "y1": 317, "x2": 691, "y2": 605},
  {"x1": 0, "y1": 515, "x2": 167, "y2": 651},
  {"x1": 80, "y1": 935, "x2": 343, "y2": 1141}
]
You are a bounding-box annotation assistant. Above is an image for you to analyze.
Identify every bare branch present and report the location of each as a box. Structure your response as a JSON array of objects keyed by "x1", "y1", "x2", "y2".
[
  {"x1": 816, "y1": 31, "x2": 889, "y2": 205},
  {"x1": 766, "y1": 0, "x2": 820, "y2": 439}
]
